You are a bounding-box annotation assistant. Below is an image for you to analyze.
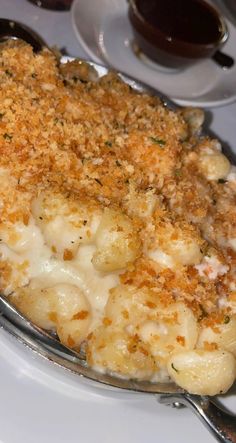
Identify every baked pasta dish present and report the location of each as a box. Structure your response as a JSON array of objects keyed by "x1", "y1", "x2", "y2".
[{"x1": 0, "y1": 40, "x2": 236, "y2": 396}]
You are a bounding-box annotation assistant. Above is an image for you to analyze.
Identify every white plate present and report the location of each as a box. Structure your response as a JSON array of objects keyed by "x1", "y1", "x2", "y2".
[
  {"x1": 215, "y1": 0, "x2": 236, "y2": 26},
  {"x1": 71, "y1": 0, "x2": 236, "y2": 107}
]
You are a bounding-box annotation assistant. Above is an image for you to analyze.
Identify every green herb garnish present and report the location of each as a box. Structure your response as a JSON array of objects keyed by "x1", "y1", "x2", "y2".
[
  {"x1": 3, "y1": 133, "x2": 13, "y2": 141},
  {"x1": 224, "y1": 316, "x2": 230, "y2": 324},
  {"x1": 105, "y1": 141, "x2": 112, "y2": 147},
  {"x1": 218, "y1": 178, "x2": 227, "y2": 184},
  {"x1": 149, "y1": 136, "x2": 166, "y2": 146},
  {"x1": 175, "y1": 169, "x2": 182, "y2": 176},
  {"x1": 171, "y1": 363, "x2": 179, "y2": 373},
  {"x1": 95, "y1": 178, "x2": 103, "y2": 186},
  {"x1": 5, "y1": 69, "x2": 13, "y2": 77}
]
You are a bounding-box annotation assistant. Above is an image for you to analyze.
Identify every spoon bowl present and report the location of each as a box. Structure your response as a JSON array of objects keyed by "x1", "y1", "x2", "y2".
[{"x1": 0, "y1": 18, "x2": 47, "y2": 52}]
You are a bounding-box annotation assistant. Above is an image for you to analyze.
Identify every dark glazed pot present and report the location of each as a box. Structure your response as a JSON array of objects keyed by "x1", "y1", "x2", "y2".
[{"x1": 128, "y1": 0, "x2": 228, "y2": 69}]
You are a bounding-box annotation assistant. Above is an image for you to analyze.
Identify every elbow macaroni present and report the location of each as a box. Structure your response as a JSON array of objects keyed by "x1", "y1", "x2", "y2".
[
  {"x1": 199, "y1": 152, "x2": 231, "y2": 181},
  {"x1": 92, "y1": 208, "x2": 141, "y2": 272},
  {"x1": 167, "y1": 350, "x2": 236, "y2": 396},
  {"x1": 197, "y1": 316, "x2": 236, "y2": 356},
  {"x1": 11, "y1": 284, "x2": 92, "y2": 348},
  {"x1": 0, "y1": 41, "x2": 236, "y2": 396},
  {"x1": 32, "y1": 192, "x2": 102, "y2": 260}
]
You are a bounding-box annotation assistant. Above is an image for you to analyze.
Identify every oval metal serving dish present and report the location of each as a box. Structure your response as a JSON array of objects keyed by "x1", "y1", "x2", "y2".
[{"x1": 0, "y1": 22, "x2": 235, "y2": 443}]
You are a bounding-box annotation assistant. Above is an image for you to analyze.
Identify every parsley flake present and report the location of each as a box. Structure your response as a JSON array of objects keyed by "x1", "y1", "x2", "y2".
[
  {"x1": 5, "y1": 69, "x2": 13, "y2": 77},
  {"x1": 105, "y1": 141, "x2": 112, "y2": 147},
  {"x1": 224, "y1": 316, "x2": 230, "y2": 324},
  {"x1": 149, "y1": 136, "x2": 166, "y2": 147},
  {"x1": 3, "y1": 133, "x2": 13, "y2": 141},
  {"x1": 175, "y1": 169, "x2": 182, "y2": 176},
  {"x1": 171, "y1": 363, "x2": 179, "y2": 373},
  {"x1": 94, "y1": 178, "x2": 103, "y2": 186}
]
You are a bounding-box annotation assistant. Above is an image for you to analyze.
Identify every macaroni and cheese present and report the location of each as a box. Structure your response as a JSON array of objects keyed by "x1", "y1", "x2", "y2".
[{"x1": 0, "y1": 41, "x2": 235, "y2": 395}]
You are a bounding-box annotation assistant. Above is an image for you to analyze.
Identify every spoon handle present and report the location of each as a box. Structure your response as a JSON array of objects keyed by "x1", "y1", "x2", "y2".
[{"x1": 159, "y1": 393, "x2": 236, "y2": 443}]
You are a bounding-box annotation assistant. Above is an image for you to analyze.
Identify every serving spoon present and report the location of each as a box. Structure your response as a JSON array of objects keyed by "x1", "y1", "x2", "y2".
[
  {"x1": 0, "y1": 18, "x2": 235, "y2": 442},
  {"x1": 0, "y1": 18, "x2": 46, "y2": 52}
]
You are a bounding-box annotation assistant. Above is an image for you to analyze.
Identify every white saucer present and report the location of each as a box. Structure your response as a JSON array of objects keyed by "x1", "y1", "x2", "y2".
[{"x1": 71, "y1": 0, "x2": 236, "y2": 107}]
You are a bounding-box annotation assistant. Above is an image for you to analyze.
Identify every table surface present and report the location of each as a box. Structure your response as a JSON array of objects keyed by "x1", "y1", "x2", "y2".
[{"x1": 0, "y1": 2, "x2": 235, "y2": 443}]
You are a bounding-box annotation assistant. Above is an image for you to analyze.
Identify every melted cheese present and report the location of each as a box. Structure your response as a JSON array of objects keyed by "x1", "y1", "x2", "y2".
[
  {"x1": 195, "y1": 255, "x2": 229, "y2": 280},
  {"x1": 0, "y1": 218, "x2": 119, "y2": 329}
]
